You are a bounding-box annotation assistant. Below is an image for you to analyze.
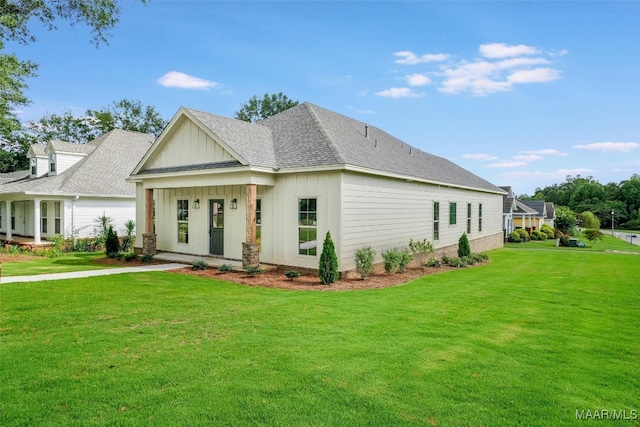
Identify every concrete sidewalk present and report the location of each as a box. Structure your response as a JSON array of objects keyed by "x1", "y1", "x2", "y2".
[{"x1": 0, "y1": 263, "x2": 186, "y2": 284}]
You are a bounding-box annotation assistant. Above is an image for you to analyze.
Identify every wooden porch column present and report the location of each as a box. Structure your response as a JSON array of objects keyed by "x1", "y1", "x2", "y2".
[
  {"x1": 145, "y1": 188, "x2": 154, "y2": 234},
  {"x1": 242, "y1": 184, "x2": 260, "y2": 267},
  {"x1": 142, "y1": 188, "x2": 156, "y2": 255},
  {"x1": 246, "y1": 184, "x2": 257, "y2": 243}
]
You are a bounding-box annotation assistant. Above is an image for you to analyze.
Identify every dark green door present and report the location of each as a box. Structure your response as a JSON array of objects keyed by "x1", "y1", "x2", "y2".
[{"x1": 209, "y1": 199, "x2": 224, "y2": 256}]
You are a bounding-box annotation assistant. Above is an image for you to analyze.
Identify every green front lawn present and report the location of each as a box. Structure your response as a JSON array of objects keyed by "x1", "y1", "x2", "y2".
[
  {"x1": 1, "y1": 247, "x2": 638, "y2": 426},
  {"x1": 1, "y1": 252, "x2": 113, "y2": 276}
]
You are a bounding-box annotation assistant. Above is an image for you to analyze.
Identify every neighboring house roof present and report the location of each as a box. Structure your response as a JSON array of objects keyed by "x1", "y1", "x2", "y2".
[
  {"x1": 0, "y1": 129, "x2": 153, "y2": 197},
  {"x1": 148, "y1": 103, "x2": 504, "y2": 194},
  {"x1": 499, "y1": 186, "x2": 515, "y2": 214},
  {"x1": 545, "y1": 202, "x2": 556, "y2": 219},
  {"x1": 47, "y1": 140, "x2": 98, "y2": 155},
  {"x1": 0, "y1": 170, "x2": 30, "y2": 185},
  {"x1": 514, "y1": 199, "x2": 539, "y2": 215},
  {"x1": 521, "y1": 200, "x2": 547, "y2": 217},
  {"x1": 27, "y1": 145, "x2": 46, "y2": 157}
]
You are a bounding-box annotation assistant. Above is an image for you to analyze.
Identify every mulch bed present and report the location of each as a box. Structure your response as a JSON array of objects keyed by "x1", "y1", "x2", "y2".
[{"x1": 169, "y1": 262, "x2": 468, "y2": 291}]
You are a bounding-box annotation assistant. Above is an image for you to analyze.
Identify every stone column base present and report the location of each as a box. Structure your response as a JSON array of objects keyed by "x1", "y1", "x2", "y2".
[
  {"x1": 242, "y1": 242, "x2": 260, "y2": 267},
  {"x1": 142, "y1": 233, "x2": 157, "y2": 255}
]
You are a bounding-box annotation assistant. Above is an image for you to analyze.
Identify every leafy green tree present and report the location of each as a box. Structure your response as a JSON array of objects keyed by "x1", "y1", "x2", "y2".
[
  {"x1": 584, "y1": 229, "x2": 603, "y2": 244},
  {"x1": 234, "y1": 93, "x2": 299, "y2": 123},
  {"x1": 318, "y1": 231, "x2": 338, "y2": 285},
  {"x1": 579, "y1": 211, "x2": 600, "y2": 229},
  {"x1": 1, "y1": 0, "x2": 146, "y2": 171},
  {"x1": 26, "y1": 99, "x2": 167, "y2": 143},
  {"x1": 554, "y1": 206, "x2": 577, "y2": 233}
]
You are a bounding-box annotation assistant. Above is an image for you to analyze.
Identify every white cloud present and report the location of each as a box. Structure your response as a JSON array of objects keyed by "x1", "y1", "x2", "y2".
[
  {"x1": 479, "y1": 43, "x2": 540, "y2": 58},
  {"x1": 394, "y1": 51, "x2": 450, "y2": 65},
  {"x1": 375, "y1": 87, "x2": 424, "y2": 98},
  {"x1": 157, "y1": 71, "x2": 219, "y2": 90},
  {"x1": 388, "y1": 43, "x2": 564, "y2": 96},
  {"x1": 501, "y1": 168, "x2": 595, "y2": 180},
  {"x1": 513, "y1": 154, "x2": 544, "y2": 162},
  {"x1": 521, "y1": 149, "x2": 568, "y2": 156},
  {"x1": 486, "y1": 161, "x2": 528, "y2": 168},
  {"x1": 406, "y1": 73, "x2": 431, "y2": 86},
  {"x1": 462, "y1": 153, "x2": 498, "y2": 161},
  {"x1": 572, "y1": 142, "x2": 639, "y2": 153},
  {"x1": 508, "y1": 68, "x2": 561, "y2": 83}
]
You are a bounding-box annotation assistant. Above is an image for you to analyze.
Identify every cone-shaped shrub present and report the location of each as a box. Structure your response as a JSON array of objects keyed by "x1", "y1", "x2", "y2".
[
  {"x1": 458, "y1": 232, "x2": 471, "y2": 258},
  {"x1": 319, "y1": 231, "x2": 338, "y2": 284},
  {"x1": 105, "y1": 225, "x2": 120, "y2": 255}
]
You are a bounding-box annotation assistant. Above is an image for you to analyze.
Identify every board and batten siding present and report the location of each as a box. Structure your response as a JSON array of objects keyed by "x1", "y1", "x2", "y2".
[
  {"x1": 144, "y1": 119, "x2": 235, "y2": 170},
  {"x1": 340, "y1": 171, "x2": 503, "y2": 271},
  {"x1": 266, "y1": 171, "x2": 342, "y2": 270}
]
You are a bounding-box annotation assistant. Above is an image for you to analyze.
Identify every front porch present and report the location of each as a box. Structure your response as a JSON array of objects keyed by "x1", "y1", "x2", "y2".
[
  {"x1": 0, "y1": 233, "x2": 54, "y2": 250},
  {"x1": 153, "y1": 251, "x2": 276, "y2": 271}
]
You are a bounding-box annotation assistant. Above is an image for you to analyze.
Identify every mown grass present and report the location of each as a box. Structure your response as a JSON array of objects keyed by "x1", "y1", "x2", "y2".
[
  {"x1": 0, "y1": 247, "x2": 638, "y2": 426},
  {"x1": 512, "y1": 232, "x2": 640, "y2": 253},
  {"x1": 0, "y1": 252, "x2": 111, "y2": 276}
]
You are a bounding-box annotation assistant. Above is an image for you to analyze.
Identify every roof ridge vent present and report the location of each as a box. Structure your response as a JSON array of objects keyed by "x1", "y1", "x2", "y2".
[
  {"x1": 365, "y1": 124, "x2": 369, "y2": 138},
  {"x1": 374, "y1": 138, "x2": 378, "y2": 148}
]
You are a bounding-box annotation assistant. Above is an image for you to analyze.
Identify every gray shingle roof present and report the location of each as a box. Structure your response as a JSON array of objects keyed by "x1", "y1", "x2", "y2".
[
  {"x1": 49, "y1": 140, "x2": 97, "y2": 154},
  {"x1": 0, "y1": 170, "x2": 30, "y2": 185},
  {"x1": 1, "y1": 129, "x2": 153, "y2": 197},
  {"x1": 514, "y1": 199, "x2": 539, "y2": 215},
  {"x1": 521, "y1": 200, "x2": 546, "y2": 216},
  {"x1": 178, "y1": 103, "x2": 504, "y2": 193}
]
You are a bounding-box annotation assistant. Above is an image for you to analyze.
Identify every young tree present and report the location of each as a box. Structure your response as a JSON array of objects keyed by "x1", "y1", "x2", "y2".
[
  {"x1": 234, "y1": 93, "x2": 298, "y2": 123},
  {"x1": 554, "y1": 206, "x2": 577, "y2": 233},
  {"x1": 584, "y1": 229, "x2": 603, "y2": 244},
  {"x1": 319, "y1": 231, "x2": 338, "y2": 285},
  {"x1": 458, "y1": 233, "x2": 471, "y2": 258}
]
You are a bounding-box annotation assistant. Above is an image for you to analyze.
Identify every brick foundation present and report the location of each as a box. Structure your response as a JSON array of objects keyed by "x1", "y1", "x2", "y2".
[
  {"x1": 142, "y1": 233, "x2": 157, "y2": 255},
  {"x1": 242, "y1": 242, "x2": 260, "y2": 267}
]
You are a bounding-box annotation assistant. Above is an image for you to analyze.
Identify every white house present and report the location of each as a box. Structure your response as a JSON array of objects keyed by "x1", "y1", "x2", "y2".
[
  {"x1": 0, "y1": 129, "x2": 153, "y2": 244},
  {"x1": 129, "y1": 103, "x2": 506, "y2": 273}
]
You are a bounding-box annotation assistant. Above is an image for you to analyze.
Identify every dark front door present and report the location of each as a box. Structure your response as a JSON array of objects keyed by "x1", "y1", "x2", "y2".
[{"x1": 209, "y1": 199, "x2": 224, "y2": 255}]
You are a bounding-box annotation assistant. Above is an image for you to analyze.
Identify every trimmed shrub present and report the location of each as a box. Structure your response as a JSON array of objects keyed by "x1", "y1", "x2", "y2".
[
  {"x1": 458, "y1": 233, "x2": 471, "y2": 258},
  {"x1": 245, "y1": 266, "x2": 263, "y2": 277},
  {"x1": 217, "y1": 264, "x2": 234, "y2": 273},
  {"x1": 516, "y1": 228, "x2": 530, "y2": 242},
  {"x1": 381, "y1": 248, "x2": 411, "y2": 274},
  {"x1": 141, "y1": 254, "x2": 154, "y2": 263},
  {"x1": 105, "y1": 225, "x2": 120, "y2": 255},
  {"x1": 540, "y1": 224, "x2": 555, "y2": 239},
  {"x1": 397, "y1": 249, "x2": 413, "y2": 273},
  {"x1": 408, "y1": 238, "x2": 434, "y2": 265},
  {"x1": 508, "y1": 231, "x2": 522, "y2": 243},
  {"x1": 425, "y1": 258, "x2": 443, "y2": 268},
  {"x1": 192, "y1": 260, "x2": 208, "y2": 271},
  {"x1": 531, "y1": 230, "x2": 545, "y2": 241},
  {"x1": 284, "y1": 270, "x2": 301, "y2": 280},
  {"x1": 123, "y1": 252, "x2": 138, "y2": 262},
  {"x1": 355, "y1": 246, "x2": 375, "y2": 280},
  {"x1": 319, "y1": 231, "x2": 339, "y2": 284},
  {"x1": 472, "y1": 252, "x2": 489, "y2": 263}
]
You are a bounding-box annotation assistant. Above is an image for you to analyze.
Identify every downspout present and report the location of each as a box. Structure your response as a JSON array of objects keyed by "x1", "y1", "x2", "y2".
[{"x1": 72, "y1": 196, "x2": 78, "y2": 242}]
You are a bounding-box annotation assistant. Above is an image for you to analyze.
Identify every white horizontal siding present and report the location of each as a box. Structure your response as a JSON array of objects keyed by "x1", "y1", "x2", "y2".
[
  {"x1": 54, "y1": 153, "x2": 85, "y2": 175},
  {"x1": 68, "y1": 198, "x2": 136, "y2": 238},
  {"x1": 340, "y1": 172, "x2": 503, "y2": 270}
]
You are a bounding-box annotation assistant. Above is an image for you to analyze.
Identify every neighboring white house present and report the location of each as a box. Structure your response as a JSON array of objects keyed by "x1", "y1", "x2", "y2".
[
  {"x1": 0, "y1": 129, "x2": 153, "y2": 243},
  {"x1": 128, "y1": 103, "x2": 506, "y2": 273}
]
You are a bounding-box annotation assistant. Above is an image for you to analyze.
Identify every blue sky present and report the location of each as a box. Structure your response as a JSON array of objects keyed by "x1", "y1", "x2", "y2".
[{"x1": 8, "y1": 1, "x2": 640, "y2": 195}]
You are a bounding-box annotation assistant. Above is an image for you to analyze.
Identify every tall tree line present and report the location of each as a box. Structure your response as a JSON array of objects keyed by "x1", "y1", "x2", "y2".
[{"x1": 521, "y1": 174, "x2": 640, "y2": 230}]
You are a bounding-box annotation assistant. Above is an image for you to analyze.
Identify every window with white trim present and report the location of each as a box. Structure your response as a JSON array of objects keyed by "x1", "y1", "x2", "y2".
[
  {"x1": 55, "y1": 202, "x2": 61, "y2": 234},
  {"x1": 177, "y1": 199, "x2": 189, "y2": 244},
  {"x1": 31, "y1": 158, "x2": 37, "y2": 175},
  {"x1": 298, "y1": 198, "x2": 317, "y2": 256},
  {"x1": 479, "y1": 203, "x2": 483, "y2": 232},
  {"x1": 449, "y1": 202, "x2": 457, "y2": 225},
  {"x1": 433, "y1": 201, "x2": 440, "y2": 241},
  {"x1": 467, "y1": 203, "x2": 472, "y2": 234},
  {"x1": 49, "y1": 153, "x2": 56, "y2": 173},
  {"x1": 41, "y1": 201, "x2": 48, "y2": 234}
]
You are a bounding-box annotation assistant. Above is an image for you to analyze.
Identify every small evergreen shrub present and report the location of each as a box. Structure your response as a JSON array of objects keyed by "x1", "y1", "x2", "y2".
[
  {"x1": 217, "y1": 264, "x2": 234, "y2": 273},
  {"x1": 397, "y1": 249, "x2": 413, "y2": 273},
  {"x1": 448, "y1": 257, "x2": 467, "y2": 268},
  {"x1": 284, "y1": 270, "x2": 301, "y2": 280},
  {"x1": 516, "y1": 228, "x2": 530, "y2": 242},
  {"x1": 245, "y1": 266, "x2": 263, "y2": 277},
  {"x1": 123, "y1": 252, "x2": 138, "y2": 262},
  {"x1": 382, "y1": 249, "x2": 401, "y2": 274},
  {"x1": 408, "y1": 238, "x2": 434, "y2": 265},
  {"x1": 319, "y1": 231, "x2": 339, "y2": 284},
  {"x1": 192, "y1": 260, "x2": 208, "y2": 271},
  {"x1": 458, "y1": 233, "x2": 471, "y2": 258},
  {"x1": 105, "y1": 225, "x2": 120, "y2": 254},
  {"x1": 425, "y1": 258, "x2": 443, "y2": 268},
  {"x1": 355, "y1": 246, "x2": 375, "y2": 280},
  {"x1": 141, "y1": 254, "x2": 154, "y2": 263},
  {"x1": 540, "y1": 224, "x2": 555, "y2": 239},
  {"x1": 507, "y1": 231, "x2": 521, "y2": 243}
]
